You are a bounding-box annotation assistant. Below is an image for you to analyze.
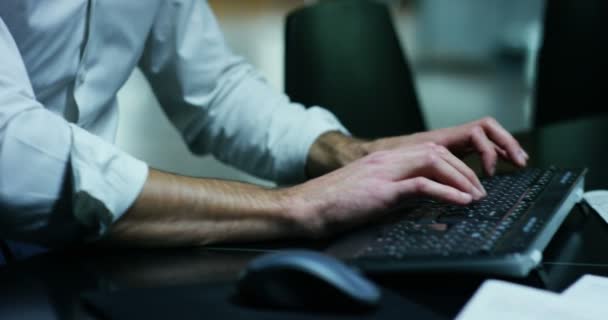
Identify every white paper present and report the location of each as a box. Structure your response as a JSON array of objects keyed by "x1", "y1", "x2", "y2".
[
  {"x1": 583, "y1": 190, "x2": 608, "y2": 224},
  {"x1": 456, "y1": 280, "x2": 604, "y2": 320},
  {"x1": 563, "y1": 274, "x2": 608, "y2": 310}
]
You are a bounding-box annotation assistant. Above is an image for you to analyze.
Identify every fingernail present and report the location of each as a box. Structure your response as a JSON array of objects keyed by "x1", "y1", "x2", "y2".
[
  {"x1": 461, "y1": 192, "x2": 473, "y2": 202},
  {"x1": 517, "y1": 151, "x2": 527, "y2": 165},
  {"x1": 470, "y1": 187, "x2": 483, "y2": 200},
  {"x1": 489, "y1": 166, "x2": 496, "y2": 176},
  {"x1": 522, "y1": 150, "x2": 529, "y2": 160},
  {"x1": 478, "y1": 184, "x2": 487, "y2": 197}
]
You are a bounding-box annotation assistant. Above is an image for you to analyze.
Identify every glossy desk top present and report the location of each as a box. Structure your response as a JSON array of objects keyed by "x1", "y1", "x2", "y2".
[{"x1": 2, "y1": 115, "x2": 608, "y2": 319}]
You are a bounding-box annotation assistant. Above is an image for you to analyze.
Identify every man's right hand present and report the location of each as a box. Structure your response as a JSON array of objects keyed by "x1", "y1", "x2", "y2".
[
  {"x1": 284, "y1": 142, "x2": 486, "y2": 238},
  {"x1": 106, "y1": 143, "x2": 486, "y2": 247}
]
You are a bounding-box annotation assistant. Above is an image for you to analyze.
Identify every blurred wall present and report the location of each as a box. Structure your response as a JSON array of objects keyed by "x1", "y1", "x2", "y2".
[
  {"x1": 115, "y1": 0, "x2": 544, "y2": 183},
  {"x1": 416, "y1": 0, "x2": 544, "y2": 62}
]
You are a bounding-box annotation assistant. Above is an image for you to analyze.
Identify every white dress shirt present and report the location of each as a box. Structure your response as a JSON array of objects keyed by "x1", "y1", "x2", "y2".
[{"x1": 0, "y1": 0, "x2": 347, "y2": 247}]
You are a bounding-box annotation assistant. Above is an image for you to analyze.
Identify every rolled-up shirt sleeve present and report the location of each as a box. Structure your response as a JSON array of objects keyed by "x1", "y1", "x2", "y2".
[
  {"x1": 138, "y1": 0, "x2": 348, "y2": 184},
  {"x1": 0, "y1": 18, "x2": 148, "y2": 247}
]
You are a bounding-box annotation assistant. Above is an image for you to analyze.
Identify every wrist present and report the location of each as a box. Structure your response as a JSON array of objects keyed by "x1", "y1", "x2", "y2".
[
  {"x1": 306, "y1": 131, "x2": 368, "y2": 178},
  {"x1": 277, "y1": 185, "x2": 328, "y2": 239}
]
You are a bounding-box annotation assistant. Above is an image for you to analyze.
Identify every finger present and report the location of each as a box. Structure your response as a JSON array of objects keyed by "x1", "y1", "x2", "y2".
[
  {"x1": 495, "y1": 145, "x2": 508, "y2": 158},
  {"x1": 387, "y1": 144, "x2": 480, "y2": 198},
  {"x1": 421, "y1": 152, "x2": 482, "y2": 200},
  {"x1": 471, "y1": 126, "x2": 498, "y2": 176},
  {"x1": 372, "y1": 144, "x2": 439, "y2": 179},
  {"x1": 435, "y1": 145, "x2": 486, "y2": 197},
  {"x1": 394, "y1": 177, "x2": 473, "y2": 205},
  {"x1": 480, "y1": 118, "x2": 528, "y2": 167}
]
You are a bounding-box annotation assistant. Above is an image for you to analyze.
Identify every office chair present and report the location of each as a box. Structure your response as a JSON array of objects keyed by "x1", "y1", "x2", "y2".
[
  {"x1": 0, "y1": 241, "x2": 11, "y2": 265},
  {"x1": 285, "y1": 0, "x2": 426, "y2": 139},
  {"x1": 533, "y1": 0, "x2": 608, "y2": 127}
]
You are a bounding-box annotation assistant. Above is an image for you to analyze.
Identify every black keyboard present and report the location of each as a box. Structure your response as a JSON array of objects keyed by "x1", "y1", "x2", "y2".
[{"x1": 332, "y1": 167, "x2": 587, "y2": 277}]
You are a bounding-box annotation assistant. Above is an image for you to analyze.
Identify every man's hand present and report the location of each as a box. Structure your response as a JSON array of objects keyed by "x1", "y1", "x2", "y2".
[
  {"x1": 291, "y1": 142, "x2": 485, "y2": 237},
  {"x1": 361, "y1": 117, "x2": 529, "y2": 176},
  {"x1": 294, "y1": 117, "x2": 528, "y2": 237},
  {"x1": 307, "y1": 117, "x2": 528, "y2": 178}
]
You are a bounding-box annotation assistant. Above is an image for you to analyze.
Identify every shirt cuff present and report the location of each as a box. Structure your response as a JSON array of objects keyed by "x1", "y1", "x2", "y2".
[
  {"x1": 68, "y1": 124, "x2": 149, "y2": 239},
  {"x1": 275, "y1": 106, "x2": 349, "y2": 185}
]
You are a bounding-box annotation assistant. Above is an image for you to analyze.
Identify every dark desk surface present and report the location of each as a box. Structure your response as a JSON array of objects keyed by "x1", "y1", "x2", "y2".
[{"x1": 2, "y1": 115, "x2": 608, "y2": 319}]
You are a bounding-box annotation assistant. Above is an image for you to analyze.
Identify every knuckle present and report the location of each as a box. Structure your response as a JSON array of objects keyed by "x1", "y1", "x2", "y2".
[
  {"x1": 435, "y1": 145, "x2": 449, "y2": 154},
  {"x1": 481, "y1": 116, "x2": 498, "y2": 127},
  {"x1": 364, "y1": 150, "x2": 388, "y2": 164},
  {"x1": 467, "y1": 169, "x2": 479, "y2": 180},
  {"x1": 483, "y1": 152, "x2": 497, "y2": 162},
  {"x1": 412, "y1": 177, "x2": 428, "y2": 193},
  {"x1": 423, "y1": 142, "x2": 438, "y2": 150},
  {"x1": 424, "y1": 152, "x2": 439, "y2": 166},
  {"x1": 471, "y1": 125, "x2": 483, "y2": 135},
  {"x1": 486, "y1": 150, "x2": 497, "y2": 159}
]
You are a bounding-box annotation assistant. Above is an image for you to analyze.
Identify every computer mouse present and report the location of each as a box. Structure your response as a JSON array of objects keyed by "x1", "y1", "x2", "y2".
[{"x1": 236, "y1": 250, "x2": 381, "y2": 311}]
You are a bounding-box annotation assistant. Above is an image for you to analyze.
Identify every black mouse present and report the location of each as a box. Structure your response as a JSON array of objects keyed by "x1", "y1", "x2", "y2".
[{"x1": 236, "y1": 250, "x2": 381, "y2": 311}]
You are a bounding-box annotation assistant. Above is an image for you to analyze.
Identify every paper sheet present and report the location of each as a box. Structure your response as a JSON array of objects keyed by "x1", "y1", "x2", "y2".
[
  {"x1": 563, "y1": 274, "x2": 608, "y2": 310},
  {"x1": 583, "y1": 190, "x2": 608, "y2": 224},
  {"x1": 456, "y1": 278, "x2": 606, "y2": 320}
]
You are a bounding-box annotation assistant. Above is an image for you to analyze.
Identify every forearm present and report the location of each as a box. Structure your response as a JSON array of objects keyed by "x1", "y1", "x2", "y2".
[
  {"x1": 105, "y1": 132, "x2": 368, "y2": 247},
  {"x1": 105, "y1": 169, "x2": 300, "y2": 247}
]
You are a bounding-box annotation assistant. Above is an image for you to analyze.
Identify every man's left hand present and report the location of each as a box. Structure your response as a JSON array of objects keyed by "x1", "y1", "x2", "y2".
[
  {"x1": 307, "y1": 117, "x2": 528, "y2": 179},
  {"x1": 360, "y1": 117, "x2": 528, "y2": 176}
]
